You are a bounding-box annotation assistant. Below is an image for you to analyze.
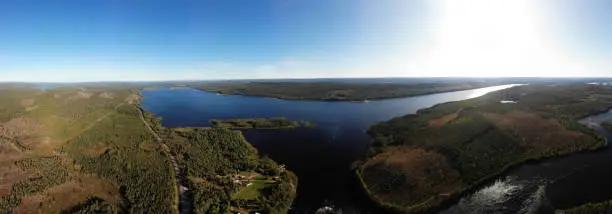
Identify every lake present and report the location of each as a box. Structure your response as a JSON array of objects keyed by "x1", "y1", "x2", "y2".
[{"x1": 140, "y1": 84, "x2": 520, "y2": 213}]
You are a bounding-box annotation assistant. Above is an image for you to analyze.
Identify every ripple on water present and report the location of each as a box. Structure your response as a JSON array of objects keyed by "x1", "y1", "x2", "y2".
[{"x1": 442, "y1": 177, "x2": 526, "y2": 214}]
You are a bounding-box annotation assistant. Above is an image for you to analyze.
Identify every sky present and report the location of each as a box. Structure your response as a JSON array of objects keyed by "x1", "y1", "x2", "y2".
[{"x1": 0, "y1": 0, "x2": 611, "y2": 82}]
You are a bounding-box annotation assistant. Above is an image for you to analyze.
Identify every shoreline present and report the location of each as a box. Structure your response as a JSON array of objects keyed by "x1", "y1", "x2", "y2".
[
  {"x1": 194, "y1": 84, "x2": 507, "y2": 102},
  {"x1": 354, "y1": 103, "x2": 611, "y2": 213}
]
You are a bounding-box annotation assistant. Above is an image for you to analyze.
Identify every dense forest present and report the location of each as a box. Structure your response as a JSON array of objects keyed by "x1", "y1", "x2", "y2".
[
  {"x1": 193, "y1": 81, "x2": 495, "y2": 101},
  {"x1": 163, "y1": 127, "x2": 297, "y2": 213},
  {"x1": 359, "y1": 84, "x2": 612, "y2": 213}
]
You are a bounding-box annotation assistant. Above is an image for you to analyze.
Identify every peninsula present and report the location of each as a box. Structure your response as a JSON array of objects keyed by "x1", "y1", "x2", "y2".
[
  {"x1": 193, "y1": 81, "x2": 496, "y2": 101},
  {"x1": 358, "y1": 84, "x2": 612, "y2": 213}
]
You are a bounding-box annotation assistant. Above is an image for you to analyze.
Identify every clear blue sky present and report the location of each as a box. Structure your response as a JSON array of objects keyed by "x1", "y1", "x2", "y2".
[{"x1": 1, "y1": 0, "x2": 611, "y2": 82}]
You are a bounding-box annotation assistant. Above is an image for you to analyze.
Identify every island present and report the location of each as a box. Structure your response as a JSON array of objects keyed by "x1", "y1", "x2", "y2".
[
  {"x1": 210, "y1": 117, "x2": 316, "y2": 129},
  {"x1": 601, "y1": 121, "x2": 612, "y2": 132},
  {"x1": 0, "y1": 85, "x2": 297, "y2": 214},
  {"x1": 192, "y1": 81, "x2": 497, "y2": 101},
  {"x1": 356, "y1": 84, "x2": 612, "y2": 213}
]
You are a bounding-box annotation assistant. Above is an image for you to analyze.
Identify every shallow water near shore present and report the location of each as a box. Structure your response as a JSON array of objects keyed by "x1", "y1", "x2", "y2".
[{"x1": 140, "y1": 84, "x2": 529, "y2": 213}]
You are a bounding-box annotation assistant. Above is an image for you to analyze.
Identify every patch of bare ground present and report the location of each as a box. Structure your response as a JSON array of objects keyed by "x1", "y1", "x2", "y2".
[
  {"x1": 53, "y1": 93, "x2": 62, "y2": 99},
  {"x1": 98, "y1": 92, "x2": 115, "y2": 99},
  {"x1": 125, "y1": 94, "x2": 141, "y2": 104},
  {"x1": 482, "y1": 111, "x2": 586, "y2": 151},
  {"x1": 20, "y1": 98, "x2": 35, "y2": 107},
  {"x1": 15, "y1": 175, "x2": 121, "y2": 214},
  {"x1": 0, "y1": 164, "x2": 25, "y2": 197},
  {"x1": 1, "y1": 118, "x2": 55, "y2": 155},
  {"x1": 2, "y1": 117, "x2": 44, "y2": 138},
  {"x1": 24, "y1": 105, "x2": 38, "y2": 112},
  {"x1": 69, "y1": 92, "x2": 93, "y2": 100},
  {"x1": 0, "y1": 141, "x2": 24, "y2": 162},
  {"x1": 361, "y1": 146, "x2": 463, "y2": 208},
  {"x1": 83, "y1": 143, "x2": 111, "y2": 157},
  {"x1": 428, "y1": 113, "x2": 459, "y2": 127}
]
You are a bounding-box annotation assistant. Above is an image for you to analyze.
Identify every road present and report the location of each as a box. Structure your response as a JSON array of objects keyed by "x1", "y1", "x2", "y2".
[{"x1": 135, "y1": 106, "x2": 189, "y2": 214}]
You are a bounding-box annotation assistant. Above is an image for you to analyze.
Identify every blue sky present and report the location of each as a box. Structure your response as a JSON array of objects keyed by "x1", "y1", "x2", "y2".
[{"x1": 0, "y1": 0, "x2": 611, "y2": 82}]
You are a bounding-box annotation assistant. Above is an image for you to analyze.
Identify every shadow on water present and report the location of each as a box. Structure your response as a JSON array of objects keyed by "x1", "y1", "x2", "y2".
[{"x1": 442, "y1": 109, "x2": 612, "y2": 214}]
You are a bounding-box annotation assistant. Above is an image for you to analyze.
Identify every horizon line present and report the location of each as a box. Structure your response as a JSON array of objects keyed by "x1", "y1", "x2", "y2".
[{"x1": 2, "y1": 76, "x2": 612, "y2": 84}]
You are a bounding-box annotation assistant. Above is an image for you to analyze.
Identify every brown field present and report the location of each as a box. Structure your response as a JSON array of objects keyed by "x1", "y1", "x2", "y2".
[
  {"x1": 69, "y1": 91, "x2": 94, "y2": 100},
  {"x1": 15, "y1": 175, "x2": 121, "y2": 214},
  {"x1": 82, "y1": 142, "x2": 111, "y2": 157},
  {"x1": 482, "y1": 111, "x2": 586, "y2": 152},
  {"x1": 20, "y1": 99, "x2": 35, "y2": 107},
  {"x1": 361, "y1": 147, "x2": 463, "y2": 207},
  {"x1": 125, "y1": 94, "x2": 141, "y2": 104},
  {"x1": 428, "y1": 113, "x2": 459, "y2": 127},
  {"x1": 0, "y1": 165, "x2": 25, "y2": 197},
  {"x1": 99, "y1": 92, "x2": 115, "y2": 99}
]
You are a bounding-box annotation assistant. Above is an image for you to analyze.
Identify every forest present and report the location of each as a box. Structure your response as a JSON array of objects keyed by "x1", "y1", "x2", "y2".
[
  {"x1": 0, "y1": 84, "x2": 297, "y2": 214},
  {"x1": 162, "y1": 127, "x2": 297, "y2": 213},
  {"x1": 192, "y1": 81, "x2": 495, "y2": 101},
  {"x1": 210, "y1": 117, "x2": 315, "y2": 129},
  {"x1": 358, "y1": 84, "x2": 612, "y2": 213}
]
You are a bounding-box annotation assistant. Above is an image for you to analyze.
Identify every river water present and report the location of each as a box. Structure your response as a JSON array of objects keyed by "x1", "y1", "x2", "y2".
[
  {"x1": 441, "y1": 110, "x2": 612, "y2": 214},
  {"x1": 141, "y1": 84, "x2": 583, "y2": 213}
]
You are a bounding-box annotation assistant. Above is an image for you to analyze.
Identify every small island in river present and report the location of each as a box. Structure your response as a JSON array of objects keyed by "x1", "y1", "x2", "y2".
[
  {"x1": 211, "y1": 117, "x2": 317, "y2": 129},
  {"x1": 358, "y1": 84, "x2": 612, "y2": 213}
]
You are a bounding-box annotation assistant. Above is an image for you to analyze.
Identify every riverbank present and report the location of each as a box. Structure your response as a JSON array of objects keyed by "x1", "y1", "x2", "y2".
[
  {"x1": 192, "y1": 81, "x2": 498, "y2": 102},
  {"x1": 357, "y1": 84, "x2": 612, "y2": 213}
]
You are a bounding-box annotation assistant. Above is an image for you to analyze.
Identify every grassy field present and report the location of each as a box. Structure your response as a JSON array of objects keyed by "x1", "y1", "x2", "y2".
[
  {"x1": 358, "y1": 84, "x2": 612, "y2": 213},
  {"x1": 192, "y1": 81, "x2": 496, "y2": 101}
]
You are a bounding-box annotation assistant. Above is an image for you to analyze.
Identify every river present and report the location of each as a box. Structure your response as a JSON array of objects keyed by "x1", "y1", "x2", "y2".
[
  {"x1": 140, "y1": 84, "x2": 527, "y2": 213},
  {"x1": 441, "y1": 109, "x2": 612, "y2": 214}
]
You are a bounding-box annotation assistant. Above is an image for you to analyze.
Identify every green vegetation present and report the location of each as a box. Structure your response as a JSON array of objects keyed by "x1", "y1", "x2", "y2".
[
  {"x1": 561, "y1": 200, "x2": 612, "y2": 214},
  {"x1": 602, "y1": 122, "x2": 612, "y2": 132},
  {"x1": 210, "y1": 117, "x2": 315, "y2": 129},
  {"x1": 358, "y1": 84, "x2": 612, "y2": 213},
  {"x1": 62, "y1": 197, "x2": 119, "y2": 214},
  {"x1": 194, "y1": 81, "x2": 495, "y2": 101},
  {"x1": 162, "y1": 127, "x2": 297, "y2": 213},
  {"x1": 0, "y1": 85, "x2": 297, "y2": 213}
]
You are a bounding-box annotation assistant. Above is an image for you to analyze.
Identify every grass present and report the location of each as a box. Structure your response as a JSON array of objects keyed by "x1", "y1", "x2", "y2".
[{"x1": 232, "y1": 180, "x2": 275, "y2": 200}]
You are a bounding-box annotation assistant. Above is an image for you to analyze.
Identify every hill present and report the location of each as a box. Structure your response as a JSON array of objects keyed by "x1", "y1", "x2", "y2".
[{"x1": 358, "y1": 84, "x2": 612, "y2": 213}]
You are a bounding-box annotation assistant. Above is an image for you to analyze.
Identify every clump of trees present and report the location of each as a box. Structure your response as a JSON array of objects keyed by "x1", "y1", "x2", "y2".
[
  {"x1": 0, "y1": 157, "x2": 69, "y2": 211},
  {"x1": 165, "y1": 128, "x2": 297, "y2": 213},
  {"x1": 62, "y1": 197, "x2": 119, "y2": 214}
]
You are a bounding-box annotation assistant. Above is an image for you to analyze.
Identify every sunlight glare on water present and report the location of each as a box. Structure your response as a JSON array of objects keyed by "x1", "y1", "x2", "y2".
[{"x1": 467, "y1": 84, "x2": 524, "y2": 99}]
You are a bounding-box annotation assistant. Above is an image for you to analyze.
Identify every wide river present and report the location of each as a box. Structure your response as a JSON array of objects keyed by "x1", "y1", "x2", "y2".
[{"x1": 140, "y1": 84, "x2": 612, "y2": 213}]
